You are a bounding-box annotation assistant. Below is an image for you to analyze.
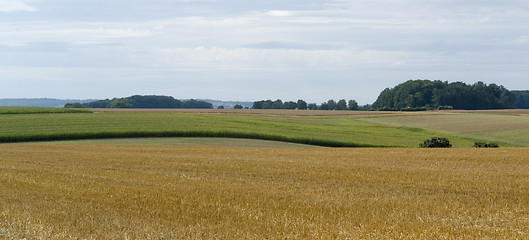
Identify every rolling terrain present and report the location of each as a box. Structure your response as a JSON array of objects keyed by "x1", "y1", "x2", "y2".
[
  {"x1": 0, "y1": 108, "x2": 514, "y2": 147},
  {"x1": 2, "y1": 108, "x2": 529, "y2": 239},
  {"x1": 1, "y1": 145, "x2": 528, "y2": 239}
]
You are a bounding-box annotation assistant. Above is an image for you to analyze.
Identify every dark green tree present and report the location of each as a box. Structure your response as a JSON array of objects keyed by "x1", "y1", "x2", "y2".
[
  {"x1": 284, "y1": 101, "x2": 298, "y2": 109},
  {"x1": 348, "y1": 100, "x2": 359, "y2": 110},
  {"x1": 181, "y1": 99, "x2": 213, "y2": 109},
  {"x1": 513, "y1": 91, "x2": 529, "y2": 109},
  {"x1": 308, "y1": 103, "x2": 318, "y2": 110},
  {"x1": 420, "y1": 137, "x2": 452, "y2": 148},
  {"x1": 271, "y1": 99, "x2": 283, "y2": 109},
  {"x1": 336, "y1": 99, "x2": 347, "y2": 110},
  {"x1": 64, "y1": 102, "x2": 86, "y2": 108},
  {"x1": 374, "y1": 80, "x2": 515, "y2": 110},
  {"x1": 297, "y1": 100, "x2": 307, "y2": 110},
  {"x1": 110, "y1": 99, "x2": 132, "y2": 108}
]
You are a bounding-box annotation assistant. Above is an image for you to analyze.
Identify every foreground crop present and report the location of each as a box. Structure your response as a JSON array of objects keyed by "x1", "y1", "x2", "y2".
[{"x1": 1, "y1": 145, "x2": 528, "y2": 239}]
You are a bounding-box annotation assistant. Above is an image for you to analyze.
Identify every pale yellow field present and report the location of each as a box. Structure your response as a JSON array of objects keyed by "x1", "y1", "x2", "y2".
[{"x1": 1, "y1": 144, "x2": 529, "y2": 239}]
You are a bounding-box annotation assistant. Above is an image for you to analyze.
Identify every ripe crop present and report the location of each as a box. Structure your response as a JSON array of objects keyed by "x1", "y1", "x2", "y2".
[{"x1": 1, "y1": 144, "x2": 528, "y2": 239}]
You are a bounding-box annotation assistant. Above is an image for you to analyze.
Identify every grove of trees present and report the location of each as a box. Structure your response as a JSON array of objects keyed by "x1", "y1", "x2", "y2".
[
  {"x1": 252, "y1": 99, "x2": 362, "y2": 110},
  {"x1": 513, "y1": 91, "x2": 529, "y2": 109},
  {"x1": 65, "y1": 95, "x2": 213, "y2": 109},
  {"x1": 373, "y1": 80, "x2": 516, "y2": 110}
]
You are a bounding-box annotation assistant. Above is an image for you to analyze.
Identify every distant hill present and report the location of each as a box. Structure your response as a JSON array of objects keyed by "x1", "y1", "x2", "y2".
[{"x1": 0, "y1": 98, "x2": 96, "y2": 108}]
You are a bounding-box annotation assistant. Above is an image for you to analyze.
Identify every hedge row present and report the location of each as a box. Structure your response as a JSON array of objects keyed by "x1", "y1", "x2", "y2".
[{"x1": 0, "y1": 130, "x2": 381, "y2": 148}]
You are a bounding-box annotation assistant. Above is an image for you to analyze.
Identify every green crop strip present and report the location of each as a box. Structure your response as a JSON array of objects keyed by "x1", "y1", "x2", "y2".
[{"x1": 0, "y1": 130, "x2": 382, "y2": 147}]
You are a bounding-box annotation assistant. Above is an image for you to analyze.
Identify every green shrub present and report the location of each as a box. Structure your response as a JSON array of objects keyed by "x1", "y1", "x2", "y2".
[
  {"x1": 437, "y1": 105, "x2": 454, "y2": 110},
  {"x1": 420, "y1": 137, "x2": 452, "y2": 148},
  {"x1": 473, "y1": 142, "x2": 499, "y2": 148}
]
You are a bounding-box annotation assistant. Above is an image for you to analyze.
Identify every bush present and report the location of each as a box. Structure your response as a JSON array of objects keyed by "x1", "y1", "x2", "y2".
[
  {"x1": 437, "y1": 105, "x2": 454, "y2": 110},
  {"x1": 473, "y1": 142, "x2": 499, "y2": 148},
  {"x1": 420, "y1": 137, "x2": 452, "y2": 148}
]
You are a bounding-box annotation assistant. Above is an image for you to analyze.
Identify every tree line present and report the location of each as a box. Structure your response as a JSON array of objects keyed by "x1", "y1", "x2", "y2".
[
  {"x1": 65, "y1": 95, "x2": 213, "y2": 109},
  {"x1": 63, "y1": 80, "x2": 526, "y2": 110},
  {"x1": 513, "y1": 91, "x2": 529, "y2": 109},
  {"x1": 252, "y1": 99, "x2": 365, "y2": 110},
  {"x1": 373, "y1": 80, "x2": 516, "y2": 110}
]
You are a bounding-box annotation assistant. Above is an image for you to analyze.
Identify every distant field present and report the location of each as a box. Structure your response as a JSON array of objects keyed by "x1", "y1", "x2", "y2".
[
  {"x1": 0, "y1": 107, "x2": 91, "y2": 114},
  {"x1": 1, "y1": 144, "x2": 528, "y2": 239},
  {"x1": 0, "y1": 111, "x2": 483, "y2": 147},
  {"x1": 361, "y1": 111, "x2": 529, "y2": 146}
]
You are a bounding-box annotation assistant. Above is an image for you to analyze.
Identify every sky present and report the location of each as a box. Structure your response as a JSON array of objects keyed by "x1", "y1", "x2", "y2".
[{"x1": 1, "y1": 0, "x2": 528, "y2": 104}]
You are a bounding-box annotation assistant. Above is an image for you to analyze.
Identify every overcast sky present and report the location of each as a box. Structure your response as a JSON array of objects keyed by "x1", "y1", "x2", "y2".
[{"x1": 1, "y1": 0, "x2": 528, "y2": 104}]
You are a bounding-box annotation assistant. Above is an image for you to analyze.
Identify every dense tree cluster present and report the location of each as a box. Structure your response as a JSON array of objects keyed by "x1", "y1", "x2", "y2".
[
  {"x1": 373, "y1": 80, "x2": 516, "y2": 110},
  {"x1": 513, "y1": 91, "x2": 529, "y2": 109},
  {"x1": 65, "y1": 95, "x2": 213, "y2": 109},
  {"x1": 252, "y1": 99, "x2": 362, "y2": 110},
  {"x1": 420, "y1": 137, "x2": 452, "y2": 148}
]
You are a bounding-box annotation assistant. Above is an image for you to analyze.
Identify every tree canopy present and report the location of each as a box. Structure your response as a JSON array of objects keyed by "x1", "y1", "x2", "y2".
[
  {"x1": 373, "y1": 80, "x2": 516, "y2": 110},
  {"x1": 65, "y1": 95, "x2": 212, "y2": 109},
  {"x1": 513, "y1": 91, "x2": 529, "y2": 109},
  {"x1": 252, "y1": 99, "x2": 363, "y2": 110}
]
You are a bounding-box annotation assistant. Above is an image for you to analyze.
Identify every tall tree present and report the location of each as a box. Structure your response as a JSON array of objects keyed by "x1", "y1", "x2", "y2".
[
  {"x1": 297, "y1": 99, "x2": 307, "y2": 110},
  {"x1": 336, "y1": 99, "x2": 347, "y2": 110},
  {"x1": 348, "y1": 100, "x2": 359, "y2": 110}
]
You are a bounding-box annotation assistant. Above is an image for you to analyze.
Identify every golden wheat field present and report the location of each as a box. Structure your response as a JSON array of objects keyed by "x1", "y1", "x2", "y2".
[{"x1": 1, "y1": 144, "x2": 529, "y2": 239}]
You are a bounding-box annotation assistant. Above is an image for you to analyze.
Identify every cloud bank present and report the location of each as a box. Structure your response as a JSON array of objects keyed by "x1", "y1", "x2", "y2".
[{"x1": 1, "y1": 0, "x2": 528, "y2": 103}]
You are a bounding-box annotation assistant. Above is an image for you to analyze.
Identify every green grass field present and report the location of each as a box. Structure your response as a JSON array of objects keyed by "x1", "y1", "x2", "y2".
[{"x1": 0, "y1": 111, "x2": 484, "y2": 147}]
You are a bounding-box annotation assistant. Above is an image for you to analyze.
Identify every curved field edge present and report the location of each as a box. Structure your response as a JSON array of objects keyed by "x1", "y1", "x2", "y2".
[
  {"x1": 0, "y1": 112, "x2": 500, "y2": 147},
  {"x1": 26, "y1": 137, "x2": 319, "y2": 148},
  {"x1": 0, "y1": 130, "x2": 383, "y2": 148}
]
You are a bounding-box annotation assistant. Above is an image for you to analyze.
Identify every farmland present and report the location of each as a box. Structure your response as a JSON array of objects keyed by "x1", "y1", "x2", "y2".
[
  {"x1": 0, "y1": 109, "x2": 502, "y2": 147},
  {"x1": 2, "y1": 108, "x2": 529, "y2": 239},
  {"x1": 360, "y1": 110, "x2": 529, "y2": 146},
  {"x1": 1, "y1": 144, "x2": 529, "y2": 239}
]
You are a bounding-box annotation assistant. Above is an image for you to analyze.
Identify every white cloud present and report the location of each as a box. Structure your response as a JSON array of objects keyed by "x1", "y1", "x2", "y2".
[
  {"x1": 1, "y1": 0, "x2": 529, "y2": 101},
  {"x1": 264, "y1": 10, "x2": 293, "y2": 17},
  {"x1": 0, "y1": 0, "x2": 37, "y2": 12},
  {"x1": 0, "y1": 23, "x2": 152, "y2": 45}
]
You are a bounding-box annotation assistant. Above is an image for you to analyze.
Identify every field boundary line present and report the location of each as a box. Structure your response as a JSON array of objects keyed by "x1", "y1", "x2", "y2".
[{"x1": 0, "y1": 130, "x2": 387, "y2": 148}]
